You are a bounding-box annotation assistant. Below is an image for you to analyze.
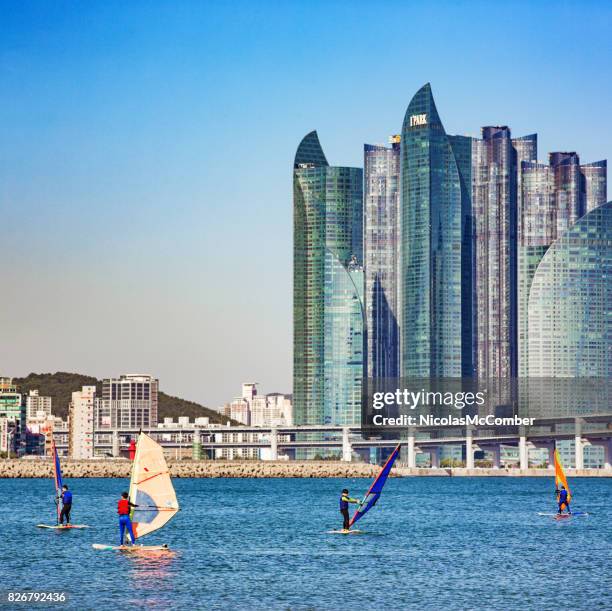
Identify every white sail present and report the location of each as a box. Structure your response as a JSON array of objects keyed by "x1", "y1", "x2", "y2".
[{"x1": 128, "y1": 432, "x2": 179, "y2": 540}]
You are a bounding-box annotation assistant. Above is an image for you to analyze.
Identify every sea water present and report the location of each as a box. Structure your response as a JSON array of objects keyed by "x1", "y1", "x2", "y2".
[{"x1": 2, "y1": 476, "x2": 611, "y2": 610}]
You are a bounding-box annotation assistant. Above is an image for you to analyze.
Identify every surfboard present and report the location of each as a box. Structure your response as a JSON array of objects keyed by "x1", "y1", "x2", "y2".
[
  {"x1": 326, "y1": 529, "x2": 366, "y2": 535},
  {"x1": 92, "y1": 543, "x2": 170, "y2": 552},
  {"x1": 37, "y1": 524, "x2": 89, "y2": 529}
]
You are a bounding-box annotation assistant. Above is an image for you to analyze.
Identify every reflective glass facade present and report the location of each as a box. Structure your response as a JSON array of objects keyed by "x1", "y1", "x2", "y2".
[
  {"x1": 518, "y1": 152, "x2": 607, "y2": 376},
  {"x1": 472, "y1": 126, "x2": 518, "y2": 379},
  {"x1": 324, "y1": 254, "x2": 364, "y2": 425},
  {"x1": 293, "y1": 131, "x2": 363, "y2": 425},
  {"x1": 400, "y1": 84, "x2": 472, "y2": 377},
  {"x1": 364, "y1": 140, "x2": 400, "y2": 379},
  {"x1": 528, "y1": 201, "x2": 612, "y2": 377},
  {"x1": 549, "y1": 152, "x2": 583, "y2": 233},
  {"x1": 581, "y1": 160, "x2": 607, "y2": 213},
  {"x1": 518, "y1": 161, "x2": 553, "y2": 376}
]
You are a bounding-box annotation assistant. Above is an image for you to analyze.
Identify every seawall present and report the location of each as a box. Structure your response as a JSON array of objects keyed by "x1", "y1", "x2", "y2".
[{"x1": 1, "y1": 459, "x2": 610, "y2": 478}]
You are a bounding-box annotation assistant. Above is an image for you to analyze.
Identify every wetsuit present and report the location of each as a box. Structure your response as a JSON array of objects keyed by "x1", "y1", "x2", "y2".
[
  {"x1": 339, "y1": 494, "x2": 360, "y2": 530},
  {"x1": 557, "y1": 488, "x2": 571, "y2": 514},
  {"x1": 118, "y1": 498, "x2": 137, "y2": 545},
  {"x1": 59, "y1": 490, "x2": 72, "y2": 524}
]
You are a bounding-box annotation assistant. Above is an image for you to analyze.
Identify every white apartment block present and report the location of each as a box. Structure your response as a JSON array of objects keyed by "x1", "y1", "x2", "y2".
[
  {"x1": 69, "y1": 385, "x2": 96, "y2": 459},
  {"x1": 25, "y1": 390, "x2": 53, "y2": 422}
]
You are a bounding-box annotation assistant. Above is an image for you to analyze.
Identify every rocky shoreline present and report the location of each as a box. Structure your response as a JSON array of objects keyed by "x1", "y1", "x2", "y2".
[{"x1": 0, "y1": 459, "x2": 610, "y2": 478}]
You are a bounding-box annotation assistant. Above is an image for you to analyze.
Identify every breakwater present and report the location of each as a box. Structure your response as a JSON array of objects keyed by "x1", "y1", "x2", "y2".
[{"x1": 1, "y1": 459, "x2": 610, "y2": 478}]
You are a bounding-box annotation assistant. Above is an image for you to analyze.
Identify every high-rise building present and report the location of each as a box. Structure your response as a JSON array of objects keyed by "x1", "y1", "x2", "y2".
[
  {"x1": 527, "y1": 201, "x2": 611, "y2": 377},
  {"x1": 0, "y1": 378, "x2": 25, "y2": 455},
  {"x1": 518, "y1": 152, "x2": 607, "y2": 376},
  {"x1": 0, "y1": 378, "x2": 22, "y2": 421},
  {"x1": 581, "y1": 160, "x2": 607, "y2": 213},
  {"x1": 68, "y1": 385, "x2": 96, "y2": 459},
  {"x1": 25, "y1": 390, "x2": 52, "y2": 422},
  {"x1": 96, "y1": 374, "x2": 159, "y2": 429},
  {"x1": 400, "y1": 84, "x2": 473, "y2": 377},
  {"x1": 472, "y1": 126, "x2": 518, "y2": 380},
  {"x1": 549, "y1": 152, "x2": 583, "y2": 233},
  {"x1": 293, "y1": 131, "x2": 364, "y2": 425},
  {"x1": 364, "y1": 138, "x2": 400, "y2": 380}
]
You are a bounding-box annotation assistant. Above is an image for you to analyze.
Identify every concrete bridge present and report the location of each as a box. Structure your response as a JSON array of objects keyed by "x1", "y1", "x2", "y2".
[{"x1": 52, "y1": 414, "x2": 612, "y2": 470}]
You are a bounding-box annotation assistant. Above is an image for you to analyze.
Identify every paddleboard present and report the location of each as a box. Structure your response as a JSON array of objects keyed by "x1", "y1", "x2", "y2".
[
  {"x1": 37, "y1": 524, "x2": 89, "y2": 529},
  {"x1": 92, "y1": 543, "x2": 170, "y2": 552},
  {"x1": 326, "y1": 529, "x2": 366, "y2": 535}
]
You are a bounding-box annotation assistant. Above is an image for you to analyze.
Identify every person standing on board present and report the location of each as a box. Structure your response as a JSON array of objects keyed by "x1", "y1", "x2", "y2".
[
  {"x1": 556, "y1": 485, "x2": 571, "y2": 515},
  {"x1": 59, "y1": 485, "x2": 72, "y2": 525},
  {"x1": 118, "y1": 491, "x2": 138, "y2": 545},
  {"x1": 339, "y1": 489, "x2": 361, "y2": 531}
]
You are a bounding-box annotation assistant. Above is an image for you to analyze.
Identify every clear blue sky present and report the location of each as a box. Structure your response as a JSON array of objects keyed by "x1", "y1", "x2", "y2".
[{"x1": 1, "y1": 0, "x2": 610, "y2": 408}]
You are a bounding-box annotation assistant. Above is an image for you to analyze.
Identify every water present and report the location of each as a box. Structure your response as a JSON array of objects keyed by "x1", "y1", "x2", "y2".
[{"x1": 2, "y1": 476, "x2": 611, "y2": 610}]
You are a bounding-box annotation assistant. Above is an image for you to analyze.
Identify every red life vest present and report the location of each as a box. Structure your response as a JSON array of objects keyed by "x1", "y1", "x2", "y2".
[{"x1": 117, "y1": 498, "x2": 130, "y2": 515}]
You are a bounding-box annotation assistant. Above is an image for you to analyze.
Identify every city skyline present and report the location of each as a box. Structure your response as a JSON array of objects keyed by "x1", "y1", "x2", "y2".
[{"x1": 3, "y1": 2, "x2": 612, "y2": 408}]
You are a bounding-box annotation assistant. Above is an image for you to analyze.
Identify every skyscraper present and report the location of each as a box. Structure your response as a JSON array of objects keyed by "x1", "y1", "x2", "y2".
[
  {"x1": 364, "y1": 138, "x2": 400, "y2": 380},
  {"x1": 581, "y1": 160, "x2": 607, "y2": 213},
  {"x1": 400, "y1": 83, "x2": 473, "y2": 378},
  {"x1": 472, "y1": 126, "x2": 518, "y2": 380},
  {"x1": 293, "y1": 131, "x2": 364, "y2": 425},
  {"x1": 549, "y1": 152, "x2": 583, "y2": 233},
  {"x1": 518, "y1": 152, "x2": 607, "y2": 376},
  {"x1": 528, "y1": 201, "x2": 611, "y2": 377}
]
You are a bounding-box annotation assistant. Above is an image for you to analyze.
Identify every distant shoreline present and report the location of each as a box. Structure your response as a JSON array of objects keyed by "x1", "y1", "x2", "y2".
[{"x1": 0, "y1": 460, "x2": 610, "y2": 478}]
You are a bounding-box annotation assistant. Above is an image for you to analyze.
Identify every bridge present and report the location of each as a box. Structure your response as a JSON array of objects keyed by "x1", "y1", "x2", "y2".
[{"x1": 52, "y1": 413, "x2": 612, "y2": 470}]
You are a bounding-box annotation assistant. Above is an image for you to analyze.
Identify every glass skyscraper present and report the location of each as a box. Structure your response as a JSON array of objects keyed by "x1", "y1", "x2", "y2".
[
  {"x1": 582, "y1": 160, "x2": 607, "y2": 213},
  {"x1": 293, "y1": 131, "x2": 364, "y2": 425},
  {"x1": 364, "y1": 138, "x2": 400, "y2": 379},
  {"x1": 527, "y1": 201, "x2": 611, "y2": 377},
  {"x1": 400, "y1": 83, "x2": 473, "y2": 377},
  {"x1": 472, "y1": 126, "x2": 518, "y2": 380},
  {"x1": 518, "y1": 152, "x2": 608, "y2": 376}
]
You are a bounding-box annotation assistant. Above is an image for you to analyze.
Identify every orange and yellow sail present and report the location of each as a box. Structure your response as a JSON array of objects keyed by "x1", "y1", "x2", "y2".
[
  {"x1": 129, "y1": 433, "x2": 179, "y2": 540},
  {"x1": 554, "y1": 449, "x2": 571, "y2": 503}
]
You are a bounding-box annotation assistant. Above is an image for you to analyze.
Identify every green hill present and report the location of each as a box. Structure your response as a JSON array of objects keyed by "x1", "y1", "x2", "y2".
[{"x1": 14, "y1": 372, "x2": 233, "y2": 425}]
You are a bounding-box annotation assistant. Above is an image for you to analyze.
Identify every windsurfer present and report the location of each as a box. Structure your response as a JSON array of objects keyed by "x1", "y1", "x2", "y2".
[
  {"x1": 556, "y1": 485, "x2": 571, "y2": 515},
  {"x1": 59, "y1": 485, "x2": 72, "y2": 525},
  {"x1": 118, "y1": 491, "x2": 138, "y2": 545},
  {"x1": 339, "y1": 489, "x2": 360, "y2": 532}
]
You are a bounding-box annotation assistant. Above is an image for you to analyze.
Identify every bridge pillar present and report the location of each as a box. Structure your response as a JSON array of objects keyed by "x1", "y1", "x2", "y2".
[
  {"x1": 112, "y1": 430, "x2": 119, "y2": 458},
  {"x1": 400, "y1": 428, "x2": 417, "y2": 469},
  {"x1": 519, "y1": 428, "x2": 528, "y2": 470},
  {"x1": 491, "y1": 445, "x2": 501, "y2": 469},
  {"x1": 603, "y1": 440, "x2": 612, "y2": 470},
  {"x1": 269, "y1": 427, "x2": 278, "y2": 461},
  {"x1": 430, "y1": 446, "x2": 441, "y2": 469},
  {"x1": 575, "y1": 419, "x2": 584, "y2": 470},
  {"x1": 465, "y1": 427, "x2": 474, "y2": 469},
  {"x1": 341, "y1": 427, "x2": 352, "y2": 462}
]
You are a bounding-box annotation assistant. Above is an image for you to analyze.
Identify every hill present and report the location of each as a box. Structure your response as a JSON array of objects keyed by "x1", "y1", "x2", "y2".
[{"x1": 13, "y1": 372, "x2": 233, "y2": 425}]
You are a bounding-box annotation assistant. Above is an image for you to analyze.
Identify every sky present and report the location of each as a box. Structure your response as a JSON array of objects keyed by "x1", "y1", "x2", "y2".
[{"x1": 1, "y1": 0, "x2": 610, "y2": 408}]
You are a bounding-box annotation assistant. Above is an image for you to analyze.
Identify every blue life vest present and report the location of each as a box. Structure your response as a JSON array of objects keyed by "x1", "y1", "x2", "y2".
[
  {"x1": 559, "y1": 489, "x2": 568, "y2": 503},
  {"x1": 339, "y1": 495, "x2": 349, "y2": 510},
  {"x1": 62, "y1": 491, "x2": 73, "y2": 505}
]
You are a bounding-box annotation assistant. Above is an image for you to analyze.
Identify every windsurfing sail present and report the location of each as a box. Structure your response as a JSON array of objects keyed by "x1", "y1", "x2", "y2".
[
  {"x1": 349, "y1": 444, "x2": 400, "y2": 527},
  {"x1": 129, "y1": 432, "x2": 179, "y2": 540},
  {"x1": 554, "y1": 448, "x2": 571, "y2": 503},
  {"x1": 51, "y1": 439, "x2": 63, "y2": 524}
]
